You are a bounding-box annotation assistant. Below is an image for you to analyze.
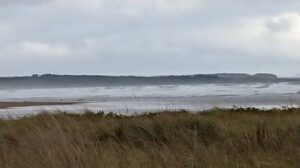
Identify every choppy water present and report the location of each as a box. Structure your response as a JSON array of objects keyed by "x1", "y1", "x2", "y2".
[{"x1": 0, "y1": 82, "x2": 300, "y2": 118}]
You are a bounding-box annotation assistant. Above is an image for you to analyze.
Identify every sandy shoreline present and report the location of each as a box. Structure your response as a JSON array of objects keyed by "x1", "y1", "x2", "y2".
[{"x1": 0, "y1": 102, "x2": 79, "y2": 109}]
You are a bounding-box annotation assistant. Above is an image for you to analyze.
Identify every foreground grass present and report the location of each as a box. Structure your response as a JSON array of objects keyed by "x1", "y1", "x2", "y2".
[{"x1": 0, "y1": 108, "x2": 299, "y2": 168}]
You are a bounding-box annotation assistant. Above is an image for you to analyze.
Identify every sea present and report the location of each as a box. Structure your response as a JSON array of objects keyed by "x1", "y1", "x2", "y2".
[{"x1": 0, "y1": 82, "x2": 299, "y2": 118}]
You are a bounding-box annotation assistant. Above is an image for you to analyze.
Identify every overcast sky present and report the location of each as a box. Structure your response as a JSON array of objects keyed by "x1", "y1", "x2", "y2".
[{"x1": 1, "y1": 0, "x2": 300, "y2": 77}]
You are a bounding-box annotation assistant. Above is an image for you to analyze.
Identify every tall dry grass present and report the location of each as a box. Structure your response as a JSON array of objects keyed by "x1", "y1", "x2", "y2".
[{"x1": 0, "y1": 108, "x2": 299, "y2": 168}]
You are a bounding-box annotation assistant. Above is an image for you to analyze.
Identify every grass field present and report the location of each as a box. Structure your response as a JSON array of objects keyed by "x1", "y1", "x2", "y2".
[{"x1": 0, "y1": 108, "x2": 299, "y2": 168}]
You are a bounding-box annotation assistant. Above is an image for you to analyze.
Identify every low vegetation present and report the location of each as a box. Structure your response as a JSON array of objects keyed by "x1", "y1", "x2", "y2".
[{"x1": 0, "y1": 108, "x2": 299, "y2": 168}]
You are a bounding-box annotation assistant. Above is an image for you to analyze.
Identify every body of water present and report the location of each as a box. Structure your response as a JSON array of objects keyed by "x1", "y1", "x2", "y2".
[{"x1": 0, "y1": 82, "x2": 299, "y2": 118}]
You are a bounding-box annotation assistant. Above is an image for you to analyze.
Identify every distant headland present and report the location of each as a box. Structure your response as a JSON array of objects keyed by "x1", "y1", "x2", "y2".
[{"x1": 0, "y1": 73, "x2": 299, "y2": 89}]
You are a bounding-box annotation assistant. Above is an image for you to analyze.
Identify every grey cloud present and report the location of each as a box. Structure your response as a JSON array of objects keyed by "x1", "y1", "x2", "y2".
[
  {"x1": 266, "y1": 14, "x2": 299, "y2": 32},
  {"x1": 1, "y1": 0, "x2": 300, "y2": 77},
  {"x1": 1, "y1": 0, "x2": 51, "y2": 6},
  {"x1": 266, "y1": 20, "x2": 292, "y2": 32}
]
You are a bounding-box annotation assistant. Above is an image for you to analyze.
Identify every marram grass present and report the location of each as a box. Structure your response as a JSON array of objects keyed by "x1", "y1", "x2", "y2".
[{"x1": 0, "y1": 108, "x2": 299, "y2": 168}]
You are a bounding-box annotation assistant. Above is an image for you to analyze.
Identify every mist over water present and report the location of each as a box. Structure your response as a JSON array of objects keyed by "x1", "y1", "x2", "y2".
[{"x1": 0, "y1": 82, "x2": 300, "y2": 118}]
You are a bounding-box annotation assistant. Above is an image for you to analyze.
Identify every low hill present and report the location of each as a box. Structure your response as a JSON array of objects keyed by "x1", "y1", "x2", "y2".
[{"x1": 0, "y1": 73, "x2": 284, "y2": 89}]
